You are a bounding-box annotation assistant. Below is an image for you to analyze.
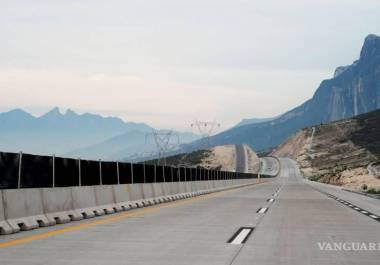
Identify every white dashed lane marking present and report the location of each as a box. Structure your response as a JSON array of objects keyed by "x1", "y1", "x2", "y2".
[
  {"x1": 257, "y1": 208, "x2": 268, "y2": 214},
  {"x1": 228, "y1": 227, "x2": 254, "y2": 245}
]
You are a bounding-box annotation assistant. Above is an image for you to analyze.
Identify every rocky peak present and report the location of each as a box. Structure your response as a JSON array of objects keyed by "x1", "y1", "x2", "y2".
[
  {"x1": 360, "y1": 34, "x2": 380, "y2": 61},
  {"x1": 39, "y1": 107, "x2": 64, "y2": 121},
  {"x1": 334, "y1": 65, "x2": 350, "y2": 77},
  {"x1": 65, "y1": 108, "x2": 78, "y2": 117}
]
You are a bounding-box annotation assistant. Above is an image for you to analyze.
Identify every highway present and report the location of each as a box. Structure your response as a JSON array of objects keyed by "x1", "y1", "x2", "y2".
[
  {"x1": 1, "y1": 158, "x2": 379, "y2": 264},
  {"x1": 259, "y1": 156, "x2": 280, "y2": 176}
]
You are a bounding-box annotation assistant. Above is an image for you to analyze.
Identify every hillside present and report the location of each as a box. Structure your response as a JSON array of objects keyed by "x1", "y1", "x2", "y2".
[
  {"x1": 273, "y1": 109, "x2": 380, "y2": 191},
  {"x1": 146, "y1": 144, "x2": 261, "y2": 173},
  {"x1": 182, "y1": 34, "x2": 380, "y2": 153}
]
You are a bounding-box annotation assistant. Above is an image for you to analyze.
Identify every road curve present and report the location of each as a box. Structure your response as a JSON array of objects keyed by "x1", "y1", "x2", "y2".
[{"x1": 259, "y1": 156, "x2": 280, "y2": 176}]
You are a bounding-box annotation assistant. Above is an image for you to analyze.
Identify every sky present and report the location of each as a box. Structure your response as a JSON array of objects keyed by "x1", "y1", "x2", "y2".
[{"x1": 1, "y1": 0, "x2": 380, "y2": 132}]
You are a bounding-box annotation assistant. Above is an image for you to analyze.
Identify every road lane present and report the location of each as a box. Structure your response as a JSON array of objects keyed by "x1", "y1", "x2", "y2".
[
  {"x1": 232, "y1": 158, "x2": 380, "y2": 265},
  {"x1": 0, "y1": 181, "x2": 278, "y2": 265}
]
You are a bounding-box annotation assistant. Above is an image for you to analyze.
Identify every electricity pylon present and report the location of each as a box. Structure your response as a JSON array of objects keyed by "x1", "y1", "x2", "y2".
[
  {"x1": 190, "y1": 120, "x2": 221, "y2": 149},
  {"x1": 145, "y1": 129, "x2": 180, "y2": 165}
]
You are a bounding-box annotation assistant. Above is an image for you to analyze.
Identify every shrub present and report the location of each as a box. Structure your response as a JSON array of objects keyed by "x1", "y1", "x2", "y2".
[{"x1": 366, "y1": 188, "x2": 380, "y2": 194}]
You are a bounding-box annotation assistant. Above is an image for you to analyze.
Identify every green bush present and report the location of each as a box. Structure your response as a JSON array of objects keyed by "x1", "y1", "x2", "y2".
[
  {"x1": 366, "y1": 188, "x2": 380, "y2": 194},
  {"x1": 309, "y1": 175, "x2": 321, "y2": 181}
]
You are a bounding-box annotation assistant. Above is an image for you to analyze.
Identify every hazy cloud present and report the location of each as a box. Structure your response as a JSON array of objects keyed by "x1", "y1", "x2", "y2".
[{"x1": 1, "y1": 0, "x2": 380, "y2": 130}]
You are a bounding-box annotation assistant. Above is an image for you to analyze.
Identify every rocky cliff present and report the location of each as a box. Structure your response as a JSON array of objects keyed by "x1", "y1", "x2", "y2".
[{"x1": 184, "y1": 34, "x2": 380, "y2": 153}]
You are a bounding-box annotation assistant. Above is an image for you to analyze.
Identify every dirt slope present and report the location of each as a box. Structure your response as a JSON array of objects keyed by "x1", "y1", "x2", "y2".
[
  {"x1": 147, "y1": 144, "x2": 260, "y2": 173},
  {"x1": 272, "y1": 109, "x2": 380, "y2": 191}
]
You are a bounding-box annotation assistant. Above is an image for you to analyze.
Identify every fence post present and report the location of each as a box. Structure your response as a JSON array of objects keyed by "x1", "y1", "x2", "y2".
[
  {"x1": 154, "y1": 164, "x2": 157, "y2": 183},
  {"x1": 78, "y1": 158, "x2": 81, "y2": 186},
  {"x1": 99, "y1": 159, "x2": 102, "y2": 185},
  {"x1": 131, "y1": 163, "x2": 134, "y2": 184},
  {"x1": 18, "y1": 151, "x2": 23, "y2": 189},
  {"x1": 163, "y1": 166, "x2": 166, "y2": 182},
  {"x1": 52, "y1": 154, "x2": 55, "y2": 188},
  {"x1": 116, "y1": 161, "x2": 120, "y2": 184},
  {"x1": 184, "y1": 167, "x2": 187, "y2": 182},
  {"x1": 143, "y1": 162, "x2": 146, "y2": 184},
  {"x1": 171, "y1": 167, "x2": 174, "y2": 182}
]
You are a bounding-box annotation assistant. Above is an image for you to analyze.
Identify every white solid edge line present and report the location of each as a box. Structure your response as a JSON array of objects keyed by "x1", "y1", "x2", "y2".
[{"x1": 230, "y1": 229, "x2": 252, "y2": 245}]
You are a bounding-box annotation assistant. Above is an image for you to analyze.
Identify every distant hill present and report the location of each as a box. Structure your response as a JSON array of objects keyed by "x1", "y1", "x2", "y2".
[
  {"x1": 273, "y1": 109, "x2": 380, "y2": 191},
  {"x1": 67, "y1": 130, "x2": 199, "y2": 161},
  {"x1": 182, "y1": 34, "x2": 380, "y2": 153},
  {"x1": 0, "y1": 107, "x2": 152, "y2": 155}
]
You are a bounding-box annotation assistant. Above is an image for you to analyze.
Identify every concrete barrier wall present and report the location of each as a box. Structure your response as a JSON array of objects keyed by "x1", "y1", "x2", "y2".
[
  {"x1": 0, "y1": 190, "x2": 13, "y2": 234},
  {"x1": 185, "y1": 182, "x2": 192, "y2": 193},
  {"x1": 128, "y1": 184, "x2": 144, "y2": 201},
  {"x1": 3, "y1": 188, "x2": 54, "y2": 232},
  {"x1": 113, "y1": 184, "x2": 132, "y2": 210},
  {"x1": 142, "y1": 184, "x2": 155, "y2": 199},
  {"x1": 152, "y1": 183, "x2": 164, "y2": 197},
  {"x1": 42, "y1": 187, "x2": 82, "y2": 224},
  {"x1": 162, "y1": 183, "x2": 172, "y2": 195},
  {"x1": 170, "y1": 182, "x2": 179, "y2": 195},
  {"x1": 178, "y1": 182, "x2": 187, "y2": 194},
  {"x1": 71, "y1": 186, "x2": 100, "y2": 218},
  {"x1": 0, "y1": 178, "x2": 257, "y2": 235},
  {"x1": 94, "y1": 185, "x2": 119, "y2": 213}
]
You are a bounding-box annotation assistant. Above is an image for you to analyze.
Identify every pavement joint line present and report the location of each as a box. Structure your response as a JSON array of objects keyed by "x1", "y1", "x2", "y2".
[
  {"x1": 310, "y1": 186, "x2": 380, "y2": 224},
  {"x1": 0, "y1": 182, "x2": 267, "y2": 249}
]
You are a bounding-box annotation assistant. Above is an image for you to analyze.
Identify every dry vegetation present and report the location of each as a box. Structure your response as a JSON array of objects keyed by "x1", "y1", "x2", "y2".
[
  {"x1": 273, "y1": 110, "x2": 380, "y2": 192},
  {"x1": 147, "y1": 144, "x2": 260, "y2": 173}
]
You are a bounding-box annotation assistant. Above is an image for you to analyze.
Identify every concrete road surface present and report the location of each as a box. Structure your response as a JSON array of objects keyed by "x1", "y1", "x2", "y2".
[
  {"x1": 1, "y1": 158, "x2": 379, "y2": 265},
  {"x1": 259, "y1": 156, "x2": 280, "y2": 176}
]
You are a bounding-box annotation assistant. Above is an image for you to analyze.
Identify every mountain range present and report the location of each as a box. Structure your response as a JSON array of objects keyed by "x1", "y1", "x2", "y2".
[
  {"x1": 0, "y1": 108, "x2": 198, "y2": 160},
  {"x1": 182, "y1": 34, "x2": 380, "y2": 153},
  {"x1": 2, "y1": 34, "x2": 379, "y2": 160}
]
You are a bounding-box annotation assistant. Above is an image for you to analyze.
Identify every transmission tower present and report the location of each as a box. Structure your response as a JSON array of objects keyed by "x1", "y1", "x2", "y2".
[
  {"x1": 145, "y1": 129, "x2": 180, "y2": 165},
  {"x1": 190, "y1": 120, "x2": 221, "y2": 148}
]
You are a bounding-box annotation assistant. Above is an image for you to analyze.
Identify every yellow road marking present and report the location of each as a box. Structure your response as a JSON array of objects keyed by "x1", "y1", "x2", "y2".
[{"x1": 0, "y1": 182, "x2": 264, "y2": 249}]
